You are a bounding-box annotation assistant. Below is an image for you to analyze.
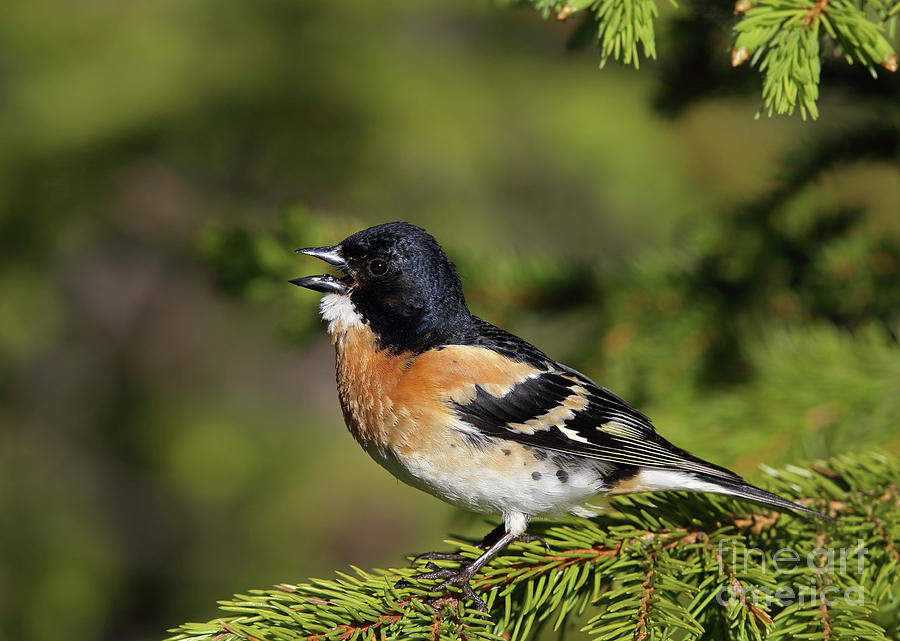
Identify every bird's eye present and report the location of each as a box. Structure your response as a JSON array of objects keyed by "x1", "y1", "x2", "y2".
[{"x1": 367, "y1": 258, "x2": 389, "y2": 276}]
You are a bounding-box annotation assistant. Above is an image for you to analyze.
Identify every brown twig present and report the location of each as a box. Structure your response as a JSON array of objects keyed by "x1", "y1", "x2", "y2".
[
  {"x1": 475, "y1": 527, "x2": 708, "y2": 589},
  {"x1": 709, "y1": 540, "x2": 773, "y2": 628},
  {"x1": 814, "y1": 532, "x2": 833, "y2": 641},
  {"x1": 734, "y1": 511, "x2": 781, "y2": 533},
  {"x1": 302, "y1": 598, "x2": 479, "y2": 641},
  {"x1": 217, "y1": 620, "x2": 261, "y2": 641},
  {"x1": 875, "y1": 519, "x2": 900, "y2": 562},
  {"x1": 865, "y1": 494, "x2": 900, "y2": 562},
  {"x1": 803, "y1": 0, "x2": 829, "y2": 27},
  {"x1": 337, "y1": 614, "x2": 402, "y2": 641},
  {"x1": 633, "y1": 551, "x2": 657, "y2": 641}
]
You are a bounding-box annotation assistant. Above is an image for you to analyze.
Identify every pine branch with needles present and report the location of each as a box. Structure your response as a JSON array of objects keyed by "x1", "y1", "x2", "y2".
[
  {"x1": 166, "y1": 451, "x2": 899, "y2": 641},
  {"x1": 520, "y1": 0, "x2": 898, "y2": 118}
]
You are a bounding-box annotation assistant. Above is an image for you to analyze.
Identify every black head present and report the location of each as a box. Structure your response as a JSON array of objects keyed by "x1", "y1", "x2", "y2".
[{"x1": 292, "y1": 222, "x2": 473, "y2": 352}]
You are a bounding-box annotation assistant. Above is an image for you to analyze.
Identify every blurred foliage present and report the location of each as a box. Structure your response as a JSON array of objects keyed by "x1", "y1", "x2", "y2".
[{"x1": 0, "y1": 1, "x2": 897, "y2": 641}]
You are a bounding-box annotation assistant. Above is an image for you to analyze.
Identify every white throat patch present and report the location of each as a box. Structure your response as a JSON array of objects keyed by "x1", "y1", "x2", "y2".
[{"x1": 320, "y1": 293, "x2": 365, "y2": 334}]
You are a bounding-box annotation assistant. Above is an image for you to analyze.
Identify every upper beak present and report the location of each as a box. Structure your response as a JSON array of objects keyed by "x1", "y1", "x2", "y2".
[{"x1": 290, "y1": 245, "x2": 351, "y2": 294}]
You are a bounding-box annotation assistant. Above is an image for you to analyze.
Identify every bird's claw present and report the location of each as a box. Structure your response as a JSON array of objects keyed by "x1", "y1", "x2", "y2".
[
  {"x1": 408, "y1": 566, "x2": 458, "y2": 582},
  {"x1": 433, "y1": 566, "x2": 487, "y2": 612},
  {"x1": 396, "y1": 563, "x2": 488, "y2": 611},
  {"x1": 393, "y1": 563, "x2": 455, "y2": 591},
  {"x1": 411, "y1": 551, "x2": 466, "y2": 563},
  {"x1": 399, "y1": 532, "x2": 548, "y2": 612},
  {"x1": 515, "y1": 534, "x2": 550, "y2": 552}
]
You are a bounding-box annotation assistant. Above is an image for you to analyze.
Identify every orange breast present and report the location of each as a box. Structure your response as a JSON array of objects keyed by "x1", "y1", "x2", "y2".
[
  {"x1": 330, "y1": 324, "x2": 542, "y2": 455},
  {"x1": 331, "y1": 323, "x2": 412, "y2": 449}
]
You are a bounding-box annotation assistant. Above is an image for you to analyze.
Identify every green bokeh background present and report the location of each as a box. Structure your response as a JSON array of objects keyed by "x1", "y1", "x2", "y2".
[{"x1": 0, "y1": 1, "x2": 897, "y2": 640}]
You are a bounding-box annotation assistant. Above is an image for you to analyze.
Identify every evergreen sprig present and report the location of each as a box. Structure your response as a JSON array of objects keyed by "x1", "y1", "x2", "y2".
[
  {"x1": 521, "y1": 0, "x2": 898, "y2": 118},
  {"x1": 167, "y1": 451, "x2": 899, "y2": 641},
  {"x1": 527, "y1": 0, "x2": 666, "y2": 68},
  {"x1": 733, "y1": 3, "x2": 823, "y2": 120},
  {"x1": 732, "y1": 0, "x2": 897, "y2": 119}
]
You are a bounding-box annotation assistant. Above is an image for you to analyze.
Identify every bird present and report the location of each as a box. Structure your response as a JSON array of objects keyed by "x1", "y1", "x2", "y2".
[{"x1": 290, "y1": 221, "x2": 826, "y2": 610}]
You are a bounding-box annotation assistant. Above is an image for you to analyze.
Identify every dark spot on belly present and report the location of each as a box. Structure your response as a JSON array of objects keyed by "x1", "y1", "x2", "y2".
[
  {"x1": 532, "y1": 471, "x2": 542, "y2": 480},
  {"x1": 532, "y1": 450, "x2": 548, "y2": 461},
  {"x1": 556, "y1": 469, "x2": 569, "y2": 484},
  {"x1": 502, "y1": 449, "x2": 511, "y2": 456}
]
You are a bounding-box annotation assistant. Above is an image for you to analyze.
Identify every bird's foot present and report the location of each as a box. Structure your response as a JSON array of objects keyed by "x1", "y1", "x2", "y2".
[
  {"x1": 398, "y1": 533, "x2": 546, "y2": 612},
  {"x1": 408, "y1": 562, "x2": 487, "y2": 612},
  {"x1": 397, "y1": 521, "x2": 545, "y2": 612},
  {"x1": 394, "y1": 562, "x2": 485, "y2": 610},
  {"x1": 409, "y1": 529, "x2": 548, "y2": 566},
  {"x1": 411, "y1": 551, "x2": 466, "y2": 563},
  {"x1": 514, "y1": 534, "x2": 550, "y2": 552}
]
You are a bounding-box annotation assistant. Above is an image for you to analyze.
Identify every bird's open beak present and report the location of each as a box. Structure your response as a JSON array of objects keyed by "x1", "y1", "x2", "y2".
[{"x1": 290, "y1": 245, "x2": 351, "y2": 295}]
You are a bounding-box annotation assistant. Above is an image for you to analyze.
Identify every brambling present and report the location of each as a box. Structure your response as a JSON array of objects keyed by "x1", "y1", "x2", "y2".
[{"x1": 291, "y1": 221, "x2": 825, "y2": 610}]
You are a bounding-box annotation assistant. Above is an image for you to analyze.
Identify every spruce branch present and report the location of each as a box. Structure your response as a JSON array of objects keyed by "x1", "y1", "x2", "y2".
[
  {"x1": 529, "y1": 0, "x2": 666, "y2": 68},
  {"x1": 732, "y1": 0, "x2": 897, "y2": 118},
  {"x1": 520, "y1": 0, "x2": 898, "y2": 118},
  {"x1": 167, "y1": 451, "x2": 899, "y2": 641}
]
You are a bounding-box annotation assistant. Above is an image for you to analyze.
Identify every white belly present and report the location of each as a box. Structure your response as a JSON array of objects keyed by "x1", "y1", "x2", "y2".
[{"x1": 365, "y1": 432, "x2": 611, "y2": 519}]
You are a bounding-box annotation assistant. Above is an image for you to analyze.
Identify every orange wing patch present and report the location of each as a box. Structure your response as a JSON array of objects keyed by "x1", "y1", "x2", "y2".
[
  {"x1": 394, "y1": 345, "x2": 541, "y2": 409},
  {"x1": 332, "y1": 329, "x2": 542, "y2": 453}
]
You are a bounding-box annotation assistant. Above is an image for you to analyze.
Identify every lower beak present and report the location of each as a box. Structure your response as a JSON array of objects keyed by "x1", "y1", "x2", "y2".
[{"x1": 291, "y1": 245, "x2": 351, "y2": 295}]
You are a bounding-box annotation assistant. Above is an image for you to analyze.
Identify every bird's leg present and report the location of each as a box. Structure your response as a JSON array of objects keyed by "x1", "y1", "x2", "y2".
[
  {"x1": 411, "y1": 529, "x2": 518, "y2": 612},
  {"x1": 475, "y1": 523, "x2": 508, "y2": 549},
  {"x1": 479, "y1": 522, "x2": 549, "y2": 552},
  {"x1": 411, "y1": 523, "x2": 507, "y2": 563},
  {"x1": 412, "y1": 523, "x2": 548, "y2": 562},
  {"x1": 401, "y1": 518, "x2": 549, "y2": 610}
]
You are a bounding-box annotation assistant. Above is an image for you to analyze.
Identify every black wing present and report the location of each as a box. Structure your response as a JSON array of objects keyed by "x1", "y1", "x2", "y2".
[
  {"x1": 451, "y1": 334, "x2": 741, "y2": 481},
  {"x1": 448, "y1": 319, "x2": 832, "y2": 518}
]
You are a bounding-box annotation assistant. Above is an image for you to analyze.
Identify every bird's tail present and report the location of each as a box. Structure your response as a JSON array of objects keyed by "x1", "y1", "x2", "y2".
[
  {"x1": 692, "y1": 472, "x2": 831, "y2": 519},
  {"x1": 621, "y1": 467, "x2": 832, "y2": 519}
]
